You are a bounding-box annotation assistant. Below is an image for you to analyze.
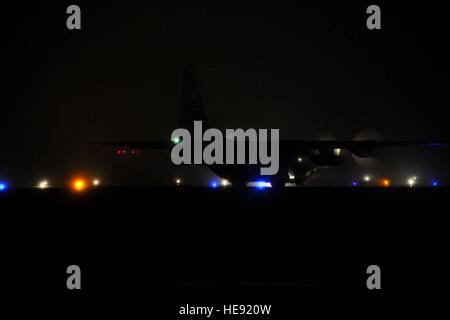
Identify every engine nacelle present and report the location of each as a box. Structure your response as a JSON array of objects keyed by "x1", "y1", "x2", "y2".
[{"x1": 310, "y1": 153, "x2": 343, "y2": 166}]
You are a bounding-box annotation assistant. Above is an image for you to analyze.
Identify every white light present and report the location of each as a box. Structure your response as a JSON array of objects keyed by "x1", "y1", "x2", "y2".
[
  {"x1": 176, "y1": 178, "x2": 181, "y2": 185},
  {"x1": 221, "y1": 179, "x2": 229, "y2": 186},
  {"x1": 38, "y1": 180, "x2": 49, "y2": 189},
  {"x1": 334, "y1": 148, "x2": 341, "y2": 156},
  {"x1": 248, "y1": 181, "x2": 272, "y2": 188},
  {"x1": 407, "y1": 178, "x2": 416, "y2": 187},
  {"x1": 364, "y1": 175, "x2": 371, "y2": 182},
  {"x1": 297, "y1": 157, "x2": 303, "y2": 162},
  {"x1": 92, "y1": 179, "x2": 100, "y2": 186},
  {"x1": 288, "y1": 173, "x2": 295, "y2": 180}
]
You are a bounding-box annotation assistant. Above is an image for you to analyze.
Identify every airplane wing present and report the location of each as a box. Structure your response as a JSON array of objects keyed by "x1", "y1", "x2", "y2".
[
  {"x1": 94, "y1": 140, "x2": 448, "y2": 157},
  {"x1": 94, "y1": 140, "x2": 173, "y2": 150},
  {"x1": 281, "y1": 140, "x2": 448, "y2": 157}
]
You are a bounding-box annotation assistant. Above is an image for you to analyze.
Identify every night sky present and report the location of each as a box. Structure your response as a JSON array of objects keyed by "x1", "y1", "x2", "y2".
[{"x1": 2, "y1": 1, "x2": 449, "y2": 187}]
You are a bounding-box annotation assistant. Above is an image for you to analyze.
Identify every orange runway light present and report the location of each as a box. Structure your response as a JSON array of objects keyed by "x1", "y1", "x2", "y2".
[
  {"x1": 382, "y1": 179, "x2": 390, "y2": 187},
  {"x1": 73, "y1": 179, "x2": 86, "y2": 191}
]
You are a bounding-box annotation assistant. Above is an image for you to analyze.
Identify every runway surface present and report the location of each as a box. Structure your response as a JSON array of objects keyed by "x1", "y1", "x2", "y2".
[{"x1": 2, "y1": 186, "x2": 447, "y2": 316}]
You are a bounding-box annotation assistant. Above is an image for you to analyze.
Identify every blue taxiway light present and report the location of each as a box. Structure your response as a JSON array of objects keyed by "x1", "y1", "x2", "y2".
[
  {"x1": 0, "y1": 182, "x2": 7, "y2": 191},
  {"x1": 432, "y1": 181, "x2": 438, "y2": 187},
  {"x1": 256, "y1": 181, "x2": 271, "y2": 189},
  {"x1": 210, "y1": 181, "x2": 218, "y2": 188},
  {"x1": 352, "y1": 181, "x2": 358, "y2": 186}
]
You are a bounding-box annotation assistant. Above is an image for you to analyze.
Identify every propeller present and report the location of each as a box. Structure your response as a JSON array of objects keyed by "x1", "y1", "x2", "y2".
[
  {"x1": 316, "y1": 133, "x2": 338, "y2": 142},
  {"x1": 351, "y1": 129, "x2": 383, "y2": 168},
  {"x1": 314, "y1": 133, "x2": 339, "y2": 168}
]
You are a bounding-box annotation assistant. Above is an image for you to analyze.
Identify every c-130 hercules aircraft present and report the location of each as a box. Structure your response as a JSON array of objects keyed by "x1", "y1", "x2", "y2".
[{"x1": 98, "y1": 66, "x2": 446, "y2": 187}]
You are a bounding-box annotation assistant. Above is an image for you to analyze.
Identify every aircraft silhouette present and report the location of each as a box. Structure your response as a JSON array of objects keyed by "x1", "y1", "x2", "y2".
[{"x1": 97, "y1": 66, "x2": 447, "y2": 187}]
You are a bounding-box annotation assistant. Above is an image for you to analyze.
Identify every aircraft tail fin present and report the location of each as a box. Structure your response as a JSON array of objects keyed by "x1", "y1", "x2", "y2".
[{"x1": 178, "y1": 65, "x2": 209, "y2": 131}]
